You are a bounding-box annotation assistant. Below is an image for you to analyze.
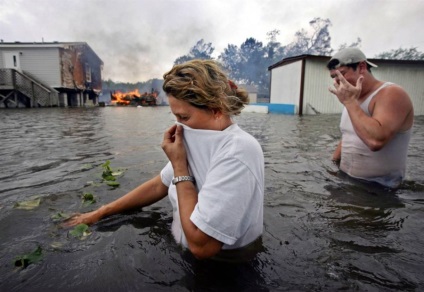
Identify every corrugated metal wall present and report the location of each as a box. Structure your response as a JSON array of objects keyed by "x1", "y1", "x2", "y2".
[
  {"x1": 303, "y1": 58, "x2": 343, "y2": 114},
  {"x1": 19, "y1": 47, "x2": 61, "y2": 86},
  {"x1": 372, "y1": 64, "x2": 424, "y2": 115}
]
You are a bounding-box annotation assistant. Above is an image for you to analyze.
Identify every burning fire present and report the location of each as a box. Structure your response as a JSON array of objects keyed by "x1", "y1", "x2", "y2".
[{"x1": 111, "y1": 89, "x2": 158, "y2": 106}]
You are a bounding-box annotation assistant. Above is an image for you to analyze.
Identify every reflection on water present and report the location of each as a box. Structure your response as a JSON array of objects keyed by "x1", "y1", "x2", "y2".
[{"x1": 0, "y1": 108, "x2": 423, "y2": 291}]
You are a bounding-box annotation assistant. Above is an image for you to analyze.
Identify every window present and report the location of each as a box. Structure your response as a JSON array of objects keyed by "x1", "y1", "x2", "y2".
[{"x1": 85, "y1": 63, "x2": 92, "y2": 82}]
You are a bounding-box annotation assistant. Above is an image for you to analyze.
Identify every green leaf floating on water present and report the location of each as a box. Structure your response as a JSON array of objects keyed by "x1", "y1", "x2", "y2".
[
  {"x1": 100, "y1": 160, "x2": 125, "y2": 187},
  {"x1": 112, "y1": 170, "x2": 124, "y2": 176},
  {"x1": 14, "y1": 246, "x2": 43, "y2": 268},
  {"x1": 51, "y1": 212, "x2": 71, "y2": 221},
  {"x1": 106, "y1": 181, "x2": 120, "y2": 187},
  {"x1": 69, "y1": 224, "x2": 91, "y2": 239},
  {"x1": 101, "y1": 160, "x2": 114, "y2": 181},
  {"x1": 14, "y1": 198, "x2": 41, "y2": 210},
  {"x1": 82, "y1": 193, "x2": 96, "y2": 206},
  {"x1": 103, "y1": 174, "x2": 116, "y2": 181}
]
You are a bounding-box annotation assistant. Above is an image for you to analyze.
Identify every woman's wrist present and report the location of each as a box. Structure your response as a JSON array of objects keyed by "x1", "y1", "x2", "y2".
[{"x1": 172, "y1": 164, "x2": 189, "y2": 176}]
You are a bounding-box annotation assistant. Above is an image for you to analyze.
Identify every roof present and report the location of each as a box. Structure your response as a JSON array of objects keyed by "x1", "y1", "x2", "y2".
[
  {"x1": 268, "y1": 54, "x2": 424, "y2": 71},
  {"x1": 0, "y1": 41, "x2": 103, "y2": 65},
  {"x1": 240, "y1": 84, "x2": 258, "y2": 93}
]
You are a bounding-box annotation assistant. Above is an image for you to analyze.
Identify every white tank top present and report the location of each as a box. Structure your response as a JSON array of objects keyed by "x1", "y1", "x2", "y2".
[{"x1": 340, "y1": 82, "x2": 412, "y2": 188}]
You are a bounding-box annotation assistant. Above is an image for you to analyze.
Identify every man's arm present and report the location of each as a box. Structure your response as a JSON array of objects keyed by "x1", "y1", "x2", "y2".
[
  {"x1": 329, "y1": 71, "x2": 413, "y2": 151},
  {"x1": 344, "y1": 85, "x2": 413, "y2": 151},
  {"x1": 332, "y1": 140, "x2": 342, "y2": 165}
]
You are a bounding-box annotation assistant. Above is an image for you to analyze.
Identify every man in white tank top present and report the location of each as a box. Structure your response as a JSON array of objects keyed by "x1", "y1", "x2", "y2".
[{"x1": 327, "y1": 48, "x2": 414, "y2": 188}]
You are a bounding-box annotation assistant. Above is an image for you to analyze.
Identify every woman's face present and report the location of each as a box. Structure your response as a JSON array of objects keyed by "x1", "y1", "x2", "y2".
[{"x1": 168, "y1": 95, "x2": 220, "y2": 130}]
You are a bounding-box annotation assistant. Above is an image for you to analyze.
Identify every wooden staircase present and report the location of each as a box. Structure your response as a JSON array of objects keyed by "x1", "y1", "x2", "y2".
[{"x1": 0, "y1": 68, "x2": 59, "y2": 108}]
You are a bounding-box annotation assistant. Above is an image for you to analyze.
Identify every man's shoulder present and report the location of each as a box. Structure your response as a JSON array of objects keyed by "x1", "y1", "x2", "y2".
[
  {"x1": 378, "y1": 82, "x2": 408, "y2": 96},
  {"x1": 373, "y1": 82, "x2": 412, "y2": 107}
]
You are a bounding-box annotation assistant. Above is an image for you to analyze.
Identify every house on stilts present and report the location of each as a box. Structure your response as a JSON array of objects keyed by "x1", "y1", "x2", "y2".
[{"x1": 0, "y1": 41, "x2": 103, "y2": 108}]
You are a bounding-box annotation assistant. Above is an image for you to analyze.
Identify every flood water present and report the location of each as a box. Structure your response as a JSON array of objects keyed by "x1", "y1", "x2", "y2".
[{"x1": 0, "y1": 106, "x2": 423, "y2": 291}]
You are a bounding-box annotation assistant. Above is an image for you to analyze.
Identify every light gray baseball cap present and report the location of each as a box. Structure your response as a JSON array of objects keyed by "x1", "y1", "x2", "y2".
[{"x1": 329, "y1": 47, "x2": 378, "y2": 68}]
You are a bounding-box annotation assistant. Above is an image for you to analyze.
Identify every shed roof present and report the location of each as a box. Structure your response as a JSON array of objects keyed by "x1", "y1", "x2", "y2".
[
  {"x1": 268, "y1": 54, "x2": 424, "y2": 71},
  {"x1": 0, "y1": 41, "x2": 103, "y2": 65}
]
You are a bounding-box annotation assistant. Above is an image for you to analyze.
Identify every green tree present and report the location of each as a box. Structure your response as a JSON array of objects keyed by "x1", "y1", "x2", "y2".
[
  {"x1": 239, "y1": 38, "x2": 266, "y2": 85},
  {"x1": 171, "y1": 17, "x2": 365, "y2": 99},
  {"x1": 219, "y1": 38, "x2": 267, "y2": 93},
  {"x1": 375, "y1": 47, "x2": 424, "y2": 60},
  {"x1": 218, "y1": 44, "x2": 242, "y2": 80},
  {"x1": 174, "y1": 39, "x2": 215, "y2": 65},
  {"x1": 264, "y1": 29, "x2": 287, "y2": 64},
  {"x1": 336, "y1": 38, "x2": 362, "y2": 51},
  {"x1": 285, "y1": 17, "x2": 333, "y2": 57}
]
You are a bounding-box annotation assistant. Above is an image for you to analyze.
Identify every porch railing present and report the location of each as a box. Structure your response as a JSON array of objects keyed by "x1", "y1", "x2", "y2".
[{"x1": 0, "y1": 68, "x2": 59, "y2": 107}]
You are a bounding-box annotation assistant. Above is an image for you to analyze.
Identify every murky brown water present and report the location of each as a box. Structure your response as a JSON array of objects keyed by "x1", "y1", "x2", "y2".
[{"x1": 1, "y1": 107, "x2": 423, "y2": 291}]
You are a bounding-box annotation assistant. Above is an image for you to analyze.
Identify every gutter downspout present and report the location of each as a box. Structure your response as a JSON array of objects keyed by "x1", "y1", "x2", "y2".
[
  {"x1": 298, "y1": 58, "x2": 306, "y2": 116},
  {"x1": 268, "y1": 69, "x2": 272, "y2": 103}
]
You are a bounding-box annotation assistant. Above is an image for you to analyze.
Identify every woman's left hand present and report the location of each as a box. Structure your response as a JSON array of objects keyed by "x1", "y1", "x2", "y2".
[{"x1": 161, "y1": 124, "x2": 188, "y2": 171}]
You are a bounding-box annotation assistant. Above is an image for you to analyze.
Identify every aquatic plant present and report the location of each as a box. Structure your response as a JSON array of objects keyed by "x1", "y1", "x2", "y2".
[
  {"x1": 14, "y1": 198, "x2": 41, "y2": 210},
  {"x1": 106, "y1": 181, "x2": 120, "y2": 188},
  {"x1": 69, "y1": 224, "x2": 91, "y2": 239},
  {"x1": 14, "y1": 246, "x2": 43, "y2": 269},
  {"x1": 101, "y1": 160, "x2": 116, "y2": 181},
  {"x1": 51, "y1": 212, "x2": 71, "y2": 221},
  {"x1": 81, "y1": 193, "x2": 96, "y2": 206},
  {"x1": 100, "y1": 160, "x2": 124, "y2": 188}
]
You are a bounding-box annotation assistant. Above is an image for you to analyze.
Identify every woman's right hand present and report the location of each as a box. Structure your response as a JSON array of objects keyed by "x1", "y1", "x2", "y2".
[
  {"x1": 161, "y1": 124, "x2": 188, "y2": 172},
  {"x1": 61, "y1": 209, "x2": 103, "y2": 227}
]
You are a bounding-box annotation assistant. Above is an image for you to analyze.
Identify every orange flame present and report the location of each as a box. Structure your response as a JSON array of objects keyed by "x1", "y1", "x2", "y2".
[
  {"x1": 111, "y1": 89, "x2": 141, "y2": 105},
  {"x1": 111, "y1": 89, "x2": 158, "y2": 106}
]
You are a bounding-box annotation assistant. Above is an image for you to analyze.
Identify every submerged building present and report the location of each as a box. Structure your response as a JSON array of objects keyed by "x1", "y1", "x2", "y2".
[{"x1": 0, "y1": 41, "x2": 103, "y2": 108}]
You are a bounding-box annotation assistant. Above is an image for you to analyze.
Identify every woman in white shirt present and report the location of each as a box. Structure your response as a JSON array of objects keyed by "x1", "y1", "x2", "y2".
[{"x1": 65, "y1": 59, "x2": 264, "y2": 260}]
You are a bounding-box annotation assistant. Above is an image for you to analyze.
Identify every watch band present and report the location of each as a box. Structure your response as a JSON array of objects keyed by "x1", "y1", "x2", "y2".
[{"x1": 172, "y1": 176, "x2": 195, "y2": 185}]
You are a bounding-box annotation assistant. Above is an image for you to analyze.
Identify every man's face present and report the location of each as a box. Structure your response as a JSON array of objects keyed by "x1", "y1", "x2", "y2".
[{"x1": 329, "y1": 65, "x2": 359, "y2": 86}]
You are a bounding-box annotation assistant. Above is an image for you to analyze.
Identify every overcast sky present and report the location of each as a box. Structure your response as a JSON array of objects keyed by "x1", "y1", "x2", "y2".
[{"x1": 1, "y1": 0, "x2": 423, "y2": 82}]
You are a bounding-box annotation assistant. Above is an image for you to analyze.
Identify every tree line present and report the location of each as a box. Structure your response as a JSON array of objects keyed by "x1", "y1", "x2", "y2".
[{"x1": 103, "y1": 17, "x2": 424, "y2": 98}]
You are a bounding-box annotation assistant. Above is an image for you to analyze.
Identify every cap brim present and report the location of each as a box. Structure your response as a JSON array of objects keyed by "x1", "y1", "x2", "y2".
[{"x1": 366, "y1": 60, "x2": 378, "y2": 67}]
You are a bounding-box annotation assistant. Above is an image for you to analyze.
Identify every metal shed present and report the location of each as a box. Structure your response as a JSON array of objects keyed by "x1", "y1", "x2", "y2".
[{"x1": 268, "y1": 55, "x2": 424, "y2": 115}]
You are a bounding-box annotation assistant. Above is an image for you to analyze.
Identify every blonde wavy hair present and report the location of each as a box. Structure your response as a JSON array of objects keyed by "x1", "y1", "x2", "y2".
[{"x1": 162, "y1": 59, "x2": 249, "y2": 116}]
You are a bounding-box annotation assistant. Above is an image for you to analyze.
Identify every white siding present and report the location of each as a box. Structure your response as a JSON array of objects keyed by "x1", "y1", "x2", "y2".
[
  {"x1": 270, "y1": 60, "x2": 302, "y2": 106},
  {"x1": 302, "y1": 59, "x2": 343, "y2": 114},
  {"x1": 248, "y1": 92, "x2": 257, "y2": 103},
  {"x1": 11, "y1": 47, "x2": 61, "y2": 86},
  {"x1": 372, "y1": 64, "x2": 424, "y2": 115}
]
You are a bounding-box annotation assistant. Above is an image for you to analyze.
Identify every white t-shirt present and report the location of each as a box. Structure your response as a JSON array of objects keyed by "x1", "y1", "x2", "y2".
[{"x1": 160, "y1": 123, "x2": 264, "y2": 249}]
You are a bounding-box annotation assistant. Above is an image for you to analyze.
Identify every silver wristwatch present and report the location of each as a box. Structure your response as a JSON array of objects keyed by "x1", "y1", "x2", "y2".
[{"x1": 172, "y1": 176, "x2": 195, "y2": 185}]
